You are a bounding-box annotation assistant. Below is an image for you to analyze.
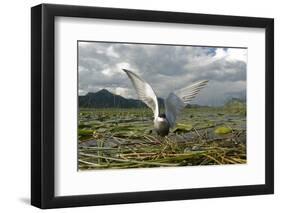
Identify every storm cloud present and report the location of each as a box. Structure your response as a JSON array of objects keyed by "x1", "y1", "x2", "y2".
[{"x1": 78, "y1": 41, "x2": 247, "y2": 106}]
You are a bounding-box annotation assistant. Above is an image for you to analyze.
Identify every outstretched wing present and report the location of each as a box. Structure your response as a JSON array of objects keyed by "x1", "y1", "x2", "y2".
[
  {"x1": 165, "y1": 93, "x2": 185, "y2": 128},
  {"x1": 123, "y1": 69, "x2": 159, "y2": 119},
  {"x1": 175, "y1": 80, "x2": 209, "y2": 104},
  {"x1": 165, "y1": 80, "x2": 208, "y2": 127}
]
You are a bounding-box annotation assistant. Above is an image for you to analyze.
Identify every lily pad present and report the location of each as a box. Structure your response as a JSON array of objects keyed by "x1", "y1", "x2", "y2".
[
  {"x1": 173, "y1": 123, "x2": 193, "y2": 133},
  {"x1": 79, "y1": 129, "x2": 93, "y2": 136},
  {"x1": 78, "y1": 129, "x2": 93, "y2": 140},
  {"x1": 214, "y1": 126, "x2": 232, "y2": 135}
]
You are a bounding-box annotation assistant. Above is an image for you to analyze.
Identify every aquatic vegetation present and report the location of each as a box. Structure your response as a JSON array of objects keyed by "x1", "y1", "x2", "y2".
[
  {"x1": 214, "y1": 126, "x2": 232, "y2": 135},
  {"x1": 78, "y1": 106, "x2": 246, "y2": 170}
]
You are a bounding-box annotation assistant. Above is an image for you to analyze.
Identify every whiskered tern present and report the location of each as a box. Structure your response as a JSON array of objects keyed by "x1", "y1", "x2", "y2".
[{"x1": 123, "y1": 69, "x2": 208, "y2": 136}]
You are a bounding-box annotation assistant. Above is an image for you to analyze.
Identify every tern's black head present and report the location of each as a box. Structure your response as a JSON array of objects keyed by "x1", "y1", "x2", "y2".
[{"x1": 159, "y1": 113, "x2": 166, "y2": 118}]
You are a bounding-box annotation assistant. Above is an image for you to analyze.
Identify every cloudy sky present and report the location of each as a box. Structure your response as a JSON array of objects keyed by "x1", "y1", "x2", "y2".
[{"x1": 78, "y1": 41, "x2": 247, "y2": 106}]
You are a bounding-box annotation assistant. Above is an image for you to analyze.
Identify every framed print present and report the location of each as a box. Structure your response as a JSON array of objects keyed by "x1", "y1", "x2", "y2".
[{"x1": 31, "y1": 4, "x2": 274, "y2": 209}]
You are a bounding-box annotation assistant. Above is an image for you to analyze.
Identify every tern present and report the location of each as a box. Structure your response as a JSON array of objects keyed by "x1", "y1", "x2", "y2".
[{"x1": 123, "y1": 69, "x2": 208, "y2": 136}]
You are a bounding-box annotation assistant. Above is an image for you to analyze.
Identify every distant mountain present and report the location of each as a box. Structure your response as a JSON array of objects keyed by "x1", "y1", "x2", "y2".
[
  {"x1": 79, "y1": 89, "x2": 164, "y2": 108},
  {"x1": 224, "y1": 97, "x2": 246, "y2": 106},
  {"x1": 185, "y1": 103, "x2": 205, "y2": 108},
  {"x1": 225, "y1": 91, "x2": 246, "y2": 102}
]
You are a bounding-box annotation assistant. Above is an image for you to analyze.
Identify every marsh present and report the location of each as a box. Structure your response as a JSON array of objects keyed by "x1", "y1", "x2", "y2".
[{"x1": 78, "y1": 100, "x2": 246, "y2": 170}]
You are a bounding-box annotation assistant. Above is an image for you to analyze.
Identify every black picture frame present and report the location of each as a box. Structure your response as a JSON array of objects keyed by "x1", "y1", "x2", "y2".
[{"x1": 31, "y1": 3, "x2": 274, "y2": 209}]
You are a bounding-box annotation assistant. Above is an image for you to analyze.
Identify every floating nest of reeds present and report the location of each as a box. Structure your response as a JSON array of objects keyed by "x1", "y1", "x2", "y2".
[{"x1": 78, "y1": 128, "x2": 246, "y2": 170}]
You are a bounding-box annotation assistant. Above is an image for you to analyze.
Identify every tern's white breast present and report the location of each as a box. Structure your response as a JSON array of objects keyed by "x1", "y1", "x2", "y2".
[{"x1": 154, "y1": 117, "x2": 169, "y2": 130}]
